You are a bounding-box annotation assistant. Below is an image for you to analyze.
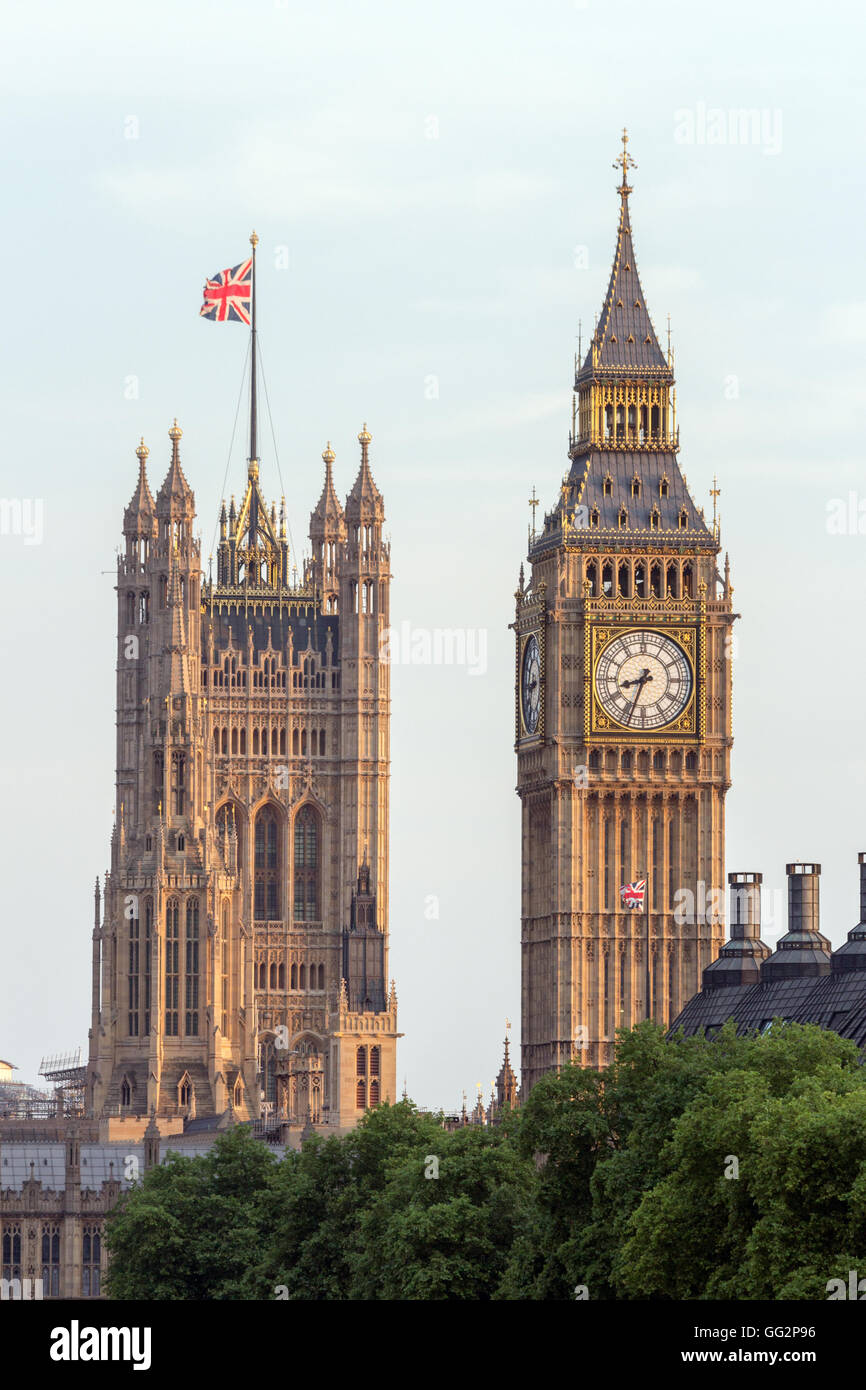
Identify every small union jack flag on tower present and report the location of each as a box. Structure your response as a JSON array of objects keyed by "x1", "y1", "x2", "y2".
[
  {"x1": 620, "y1": 879, "x2": 646, "y2": 910},
  {"x1": 199, "y1": 257, "x2": 253, "y2": 324}
]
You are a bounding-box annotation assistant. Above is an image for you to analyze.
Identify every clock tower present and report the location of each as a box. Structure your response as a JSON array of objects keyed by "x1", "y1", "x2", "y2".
[{"x1": 514, "y1": 134, "x2": 736, "y2": 1087}]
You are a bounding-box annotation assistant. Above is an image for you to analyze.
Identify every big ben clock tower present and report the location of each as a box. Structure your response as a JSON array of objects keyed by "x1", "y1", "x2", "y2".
[{"x1": 515, "y1": 133, "x2": 736, "y2": 1087}]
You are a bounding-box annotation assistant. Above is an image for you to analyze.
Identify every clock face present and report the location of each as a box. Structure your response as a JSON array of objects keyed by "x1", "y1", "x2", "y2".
[
  {"x1": 521, "y1": 634, "x2": 541, "y2": 734},
  {"x1": 595, "y1": 630, "x2": 692, "y2": 731}
]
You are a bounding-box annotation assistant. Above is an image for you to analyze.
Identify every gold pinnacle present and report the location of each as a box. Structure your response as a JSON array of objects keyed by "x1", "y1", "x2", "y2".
[
  {"x1": 250, "y1": 229, "x2": 259, "y2": 248},
  {"x1": 613, "y1": 126, "x2": 636, "y2": 192}
]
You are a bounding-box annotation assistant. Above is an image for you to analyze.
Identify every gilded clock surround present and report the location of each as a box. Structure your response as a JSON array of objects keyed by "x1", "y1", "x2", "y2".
[{"x1": 587, "y1": 620, "x2": 701, "y2": 740}]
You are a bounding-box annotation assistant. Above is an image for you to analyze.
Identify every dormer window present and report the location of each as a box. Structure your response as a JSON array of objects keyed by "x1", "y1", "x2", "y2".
[
  {"x1": 603, "y1": 475, "x2": 613, "y2": 497},
  {"x1": 631, "y1": 475, "x2": 641, "y2": 498},
  {"x1": 634, "y1": 299, "x2": 641, "y2": 308},
  {"x1": 590, "y1": 508, "x2": 599, "y2": 528},
  {"x1": 618, "y1": 508, "x2": 628, "y2": 529},
  {"x1": 177, "y1": 834, "x2": 185, "y2": 853},
  {"x1": 616, "y1": 298, "x2": 623, "y2": 307},
  {"x1": 659, "y1": 476, "x2": 670, "y2": 498},
  {"x1": 678, "y1": 509, "x2": 688, "y2": 530},
  {"x1": 626, "y1": 334, "x2": 634, "y2": 343},
  {"x1": 624, "y1": 262, "x2": 631, "y2": 271},
  {"x1": 650, "y1": 507, "x2": 660, "y2": 531},
  {"x1": 644, "y1": 335, "x2": 652, "y2": 344},
  {"x1": 609, "y1": 334, "x2": 617, "y2": 343}
]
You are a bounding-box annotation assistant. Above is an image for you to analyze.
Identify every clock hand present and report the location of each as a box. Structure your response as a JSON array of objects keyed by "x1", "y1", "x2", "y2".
[{"x1": 625, "y1": 670, "x2": 652, "y2": 724}]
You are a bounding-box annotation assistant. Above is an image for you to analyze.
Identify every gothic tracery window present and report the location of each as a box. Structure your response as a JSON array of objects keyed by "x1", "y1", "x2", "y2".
[
  {"x1": 185, "y1": 898, "x2": 199, "y2": 1035},
  {"x1": 293, "y1": 805, "x2": 320, "y2": 921},
  {"x1": 165, "y1": 898, "x2": 179, "y2": 1036},
  {"x1": 254, "y1": 806, "x2": 281, "y2": 920}
]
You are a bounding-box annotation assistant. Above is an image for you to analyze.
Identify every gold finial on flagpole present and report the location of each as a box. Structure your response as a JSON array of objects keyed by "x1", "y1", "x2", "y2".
[{"x1": 250, "y1": 230, "x2": 259, "y2": 249}]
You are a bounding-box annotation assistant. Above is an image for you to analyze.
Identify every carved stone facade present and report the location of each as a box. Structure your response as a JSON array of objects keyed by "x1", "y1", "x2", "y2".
[{"x1": 87, "y1": 422, "x2": 400, "y2": 1137}]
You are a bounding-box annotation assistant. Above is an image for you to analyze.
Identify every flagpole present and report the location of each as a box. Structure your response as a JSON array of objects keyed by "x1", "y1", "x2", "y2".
[{"x1": 249, "y1": 229, "x2": 259, "y2": 545}]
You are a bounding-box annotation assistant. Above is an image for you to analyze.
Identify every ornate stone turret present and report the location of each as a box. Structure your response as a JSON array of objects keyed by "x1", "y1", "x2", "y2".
[
  {"x1": 310, "y1": 443, "x2": 346, "y2": 613},
  {"x1": 123, "y1": 439, "x2": 157, "y2": 541},
  {"x1": 155, "y1": 421, "x2": 195, "y2": 523}
]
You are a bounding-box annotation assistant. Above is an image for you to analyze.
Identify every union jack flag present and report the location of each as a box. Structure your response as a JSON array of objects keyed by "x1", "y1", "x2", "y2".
[
  {"x1": 620, "y1": 879, "x2": 646, "y2": 909},
  {"x1": 199, "y1": 257, "x2": 252, "y2": 324}
]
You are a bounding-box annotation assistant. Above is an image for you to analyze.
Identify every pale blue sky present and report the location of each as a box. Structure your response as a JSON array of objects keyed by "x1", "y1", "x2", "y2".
[{"x1": 1, "y1": 0, "x2": 865, "y2": 1107}]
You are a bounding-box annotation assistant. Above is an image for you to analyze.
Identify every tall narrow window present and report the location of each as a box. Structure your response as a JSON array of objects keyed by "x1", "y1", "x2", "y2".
[
  {"x1": 603, "y1": 951, "x2": 610, "y2": 1036},
  {"x1": 619, "y1": 950, "x2": 625, "y2": 1023},
  {"x1": 294, "y1": 806, "x2": 320, "y2": 920},
  {"x1": 41, "y1": 1227, "x2": 60, "y2": 1299},
  {"x1": 620, "y1": 819, "x2": 629, "y2": 884},
  {"x1": 152, "y1": 750, "x2": 163, "y2": 813},
  {"x1": 221, "y1": 902, "x2": 229, "y2": 1036},
  {"x1": 165, "y1": 899, "x2": 179, "y2": 1036},
  {"x1": 668, "y1": 820, "x2": 676, "y2": 910},
  {"x1": 171, "y1": 752, "x2": 185, "y2": 815},
  {"x1": 2, "y1": 1227, "x2": 21, "y2": 1284},
  {"x1": 185, "y1": 898, "x2": 199, "y2": 1035},
  {"x1": 651, "y1": 821, "x2": 660, "y2": 911},
  {"x1": 143, "y1": 898, "x2": 152, "y2": 1034},
  {"x1": 82, "y1": 1228, "x2": 101, "y2": 1297},
  {"x1": 603, "y1": 819, "x2": 611, "y2": 908},
  {"x1": 128, "y1": 907, "x2": 139, "y2": 1036},
  {"x1": 254, "y1": 807, "x2": 281, "y2": 920}
]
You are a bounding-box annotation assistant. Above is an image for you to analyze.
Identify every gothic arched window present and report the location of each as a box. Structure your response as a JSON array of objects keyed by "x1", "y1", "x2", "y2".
[
  {"x1": 294, "y1": 806, "x2": 320, "y2": 921},
  {"x1": 143, "y1": 898, "x2": 153, "y2": 1033},
  {"x1": 128, "y1": 901, "x2": 139, "y2": 1037},
  {"x1": 165, "y1": 899, "x2": 179, "y2": 1036},
  {"x1": 254, "y1": 806, "x2": 281, "y2": 920},
  {"x1": 82, "y1": 1228, "x2": 101, "y2": 1298},
  {"x1": 185, "y1": 898, "x2": 199, "y2": 1035}
]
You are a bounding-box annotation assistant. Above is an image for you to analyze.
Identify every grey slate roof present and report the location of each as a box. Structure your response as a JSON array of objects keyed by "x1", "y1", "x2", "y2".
[
  {"x1": 569, "y1": 449, "x2": 713, "y2": 539},
  {"x1": 670, "y1": 956, "x2": 866, "y2": 1050},
  {"x1": 578, "y1": 190, "x2": 669, "y2": 378}
]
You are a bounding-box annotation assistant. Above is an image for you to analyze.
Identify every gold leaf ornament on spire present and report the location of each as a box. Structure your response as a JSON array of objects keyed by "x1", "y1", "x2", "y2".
[{"x1": 613, "y1": 126, "x2": 636, "y2": 195}]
